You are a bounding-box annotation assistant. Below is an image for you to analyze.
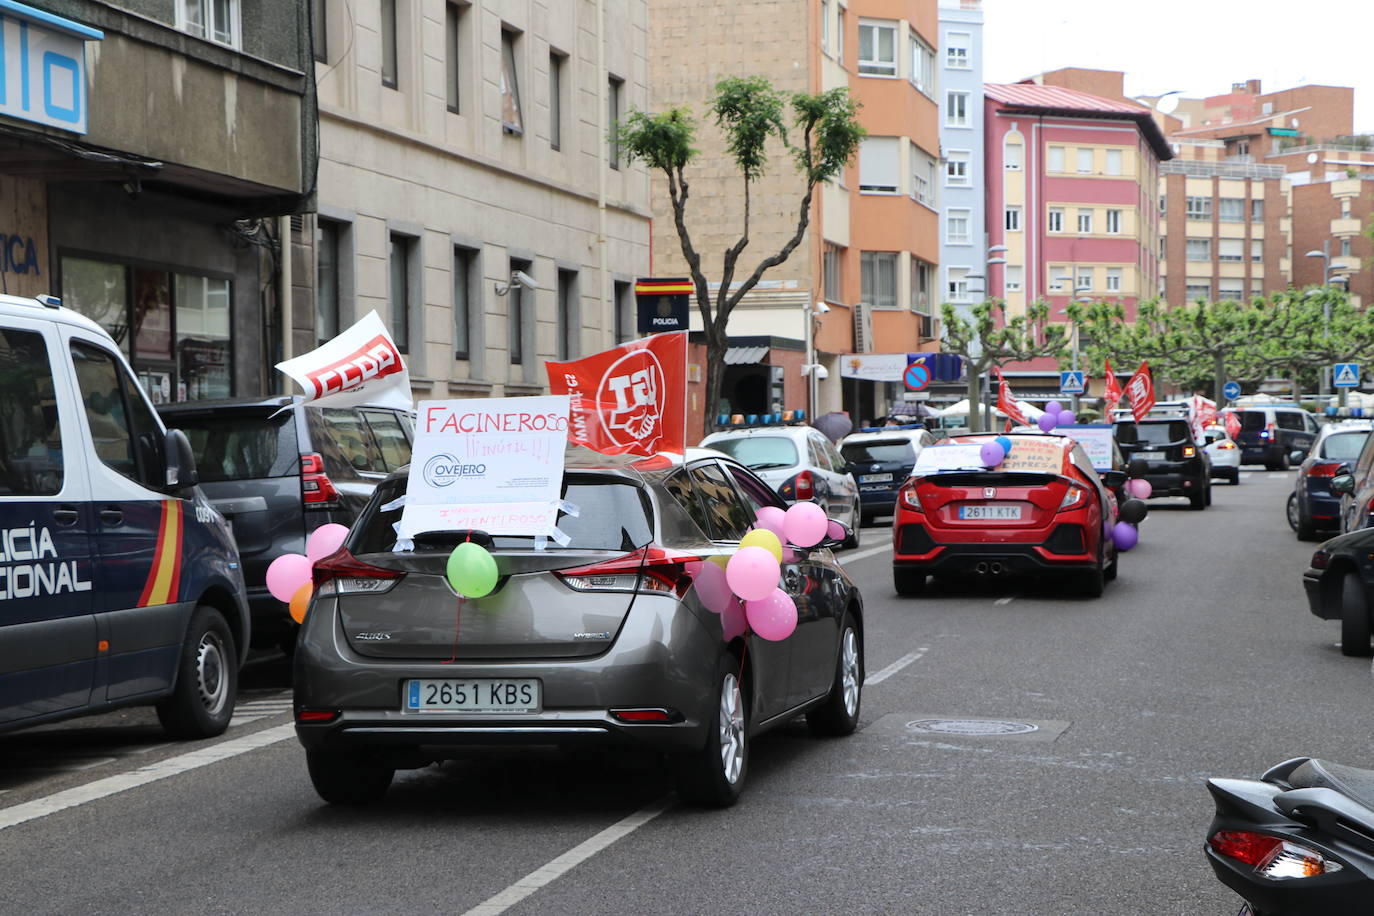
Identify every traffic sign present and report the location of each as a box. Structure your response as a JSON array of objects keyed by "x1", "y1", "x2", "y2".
[
  {"x1": 1335, "y1": 363, "x2": 1361, "y2": 388},
  {"x1": 1059, "y1": 371, "x2": 1085, "y2": 395},
  {"x1": 903, "y1": 362, "x2": 931, "y2": 391},
  {"x1": 1222, "y1": 381, "x2": 1241, "y2": 401}
]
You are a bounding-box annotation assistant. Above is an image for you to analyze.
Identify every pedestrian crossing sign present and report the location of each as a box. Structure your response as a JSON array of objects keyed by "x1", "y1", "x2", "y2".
[
  {"x1": 1059, "y1": 371, "x2": 1085, "y2": 394},
  {"x1": 1335, "y1": 363, "x2": 1361, "y2": 388}
]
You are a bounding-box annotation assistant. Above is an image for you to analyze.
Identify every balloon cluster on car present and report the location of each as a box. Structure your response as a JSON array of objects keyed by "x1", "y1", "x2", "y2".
[{"x1": 265, "y1": 523, "x2": 351, "y2": 623}]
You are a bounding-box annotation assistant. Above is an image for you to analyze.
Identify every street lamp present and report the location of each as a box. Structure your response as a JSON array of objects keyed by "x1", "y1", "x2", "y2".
[
  {"x1": 1306, "y1": 242, "x2": 1353, "y2": 400},
  {"x1": 802, "y1": 301, "x2": 829, "y2": 418},
  {"x1": 972, "y1": 246, "x2": 1009, "y2": 431}
]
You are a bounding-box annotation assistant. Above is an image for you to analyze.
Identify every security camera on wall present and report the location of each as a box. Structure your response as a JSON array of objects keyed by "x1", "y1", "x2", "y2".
[
  {"x1": 814, "y1": 301, "x2": 831, "y2": 314},
  {"x1": 511, "y1": 270, "x2": 539, "y2": 291}
]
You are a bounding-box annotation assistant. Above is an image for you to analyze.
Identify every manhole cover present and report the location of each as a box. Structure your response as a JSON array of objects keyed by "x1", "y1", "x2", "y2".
[{"x1": 906, "y1": 718, "x2": 1039, "y2": 736}]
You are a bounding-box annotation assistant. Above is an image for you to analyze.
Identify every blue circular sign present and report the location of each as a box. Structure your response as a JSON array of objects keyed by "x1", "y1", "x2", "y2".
[
  {"x1": 1222, "y1": 381, "x2": 1241, "y2": 400},
  {"x1": 904, "y1": 362, "x2": 931, "y2": 391}
]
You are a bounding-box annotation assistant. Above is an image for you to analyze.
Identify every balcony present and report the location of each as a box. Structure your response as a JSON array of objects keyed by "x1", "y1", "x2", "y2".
[
  {"x1": 1332, "y1": 218, "x2": 1363, "y2": 235},
  {"x1": 1161, "y1": 160, "x2": 1285, "y2": 180}
]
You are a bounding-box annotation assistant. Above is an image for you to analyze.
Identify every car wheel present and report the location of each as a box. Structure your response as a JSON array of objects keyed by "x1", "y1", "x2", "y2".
[
  {"x1": 1229, "y1": 469, "x2": 1241, "y2": 485},
  {"x1": 1287, "y1": 493, "x2": 1301, "y2": 532},
  {"x1": 807, "y1": 612, "x2": 862, "y2": 737},
  {"x1": 675, "y1": 654, "x2": 748, "y2": 807},
  {"x1": 1105, "y1": 547, "x2": 1119, "y2": 582},
  {"x1": 1205, "y1": 484, "x2": 1213, "y2": 506},
  {"x1": 1189, "y1": 486, "x2": 1207, "y2": 510},
  {"x1": 1340, "y1": 573, "x2": 1373, "y2": 657},
  {"x1": 893, "y1": 566, "x2": 926, "y2": 597},
  {"x1": 156, "y1": 605, "x2": 236, "y2": 740},
  {"x1": 842, "y1": 502, "x2": 861, "y2": 549},
  {"x1": 1078, "y1": 549, "x2": 1106, "y2": 598},
  {"x1": 306, "y1": 749, "x2": 395, "y2": 805}
]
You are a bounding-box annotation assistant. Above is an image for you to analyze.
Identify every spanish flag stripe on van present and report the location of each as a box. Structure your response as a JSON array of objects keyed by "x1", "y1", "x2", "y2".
[{"x1": 137, "y1": 502, "x2": 184, "y2": 608}]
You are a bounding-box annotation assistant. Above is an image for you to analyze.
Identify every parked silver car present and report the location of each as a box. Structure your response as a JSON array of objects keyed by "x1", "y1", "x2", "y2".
[{"x1": 293, "y1": 450, "x2": 865, "y2": 807}]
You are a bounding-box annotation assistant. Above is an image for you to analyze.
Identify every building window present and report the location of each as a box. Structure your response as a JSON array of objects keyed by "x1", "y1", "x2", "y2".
[
  {"x1": 311, "y1": 0, "x2": 327, "y2": 62},
  {"x1": 1159, "y1": 193, "x2": 1167, "y2": 214},
  {"x1": 177, "y1": 0, "x2": 240, "y2": 48},
  {"x1": 1251, "y1": 199, "x2": 1264, "y2": 221},
  {"x1": 945, "y1": 151, "x2": 969, "y2": 187},
  {"x1": 500, "y1": 27, "x2": 523, "y2": 134},
  {"x1": 447, "y1": 3, "x2": 466, "y2": 113},
  {"x1": 1218, "y1": 198, "x2": 1245, "y2": 222},
  {"x1": 821, "y1": 0, "x2": 830, "y2": 54},
  {"x1": 945, "y1": 31, "x2": 970, "y2": 69},
  {"x1": 823, "y1": 243, "x2": 844, "y2": 304},
  {"x1": 946, "y1": 209, "x2": 970, "y2": 244},
  {"x1": 834, "y1": 3, "x2": 845, "y2": 61},
  {"x1": 557, "y1": 269, "x2": 578, "y2": 361},
  {"x1": 1076, "y1": 148, "x2": 1093, "y2": 174},
  {"x1": 1077, "y1": 209, "x2": 1093, "y2": 233},
  {"x1": 1004, "y1": 139, "x2": 1023, "y2": 171},
  {"x1": 1005, "y1": 265, "x2": 1023, "y2": 292},
  {"x1": 1251, "y1": 239, "x2": 1264, "y2": 262},
  {"x1": 909, "y1": 32, "x2": 934, "y2": 93},
  {"x1": 911, "y1": 143, "x2": 935, "y2": 205},
  {"x1": 1047, "y1": 146, "x2": 1065, "y2": 172},
  {"x1": 380, "y1": 0, "x2": 398, "y2": 88},
  {"x1": 859, "y1": 137, "x2": 899, "y2": 193},
  {"x1": 1186, "y1": 281, "x2": 1210, "y2": 301},
  {"x1": 1159, "y1": 235, "x2": 1167, "y2": 260},
  {"x1": 608, "y1": 76, "x2": 624, "y2": 168},
  {"x1": 1105, "y1": 149, "x2": 1123, "y2": 176},
  {"x1": 1219, "y1": 280, "x2": 1244, "y2": 301},
  {"x1": 453, "y1": 246, "x2": 477, "y2": 360},
  {"x1": 911, "y1": 259, "x2": 931, "y2": 314},
  {"x1": 947, "y1": 267, "x2": 970, "y2": 302},
  {"x1": 1047, "y1": 208, "x2": 1064, "y2": 233},
  {"x1": 1075, "y1": 268, "x2": 1094, "y2": 292},
  {"x1": 1342, "y1": 198, "x2": 1352, "y2": 218},
  {"x1": 1186, "y1": 238, "x2": 1211, "y2": 261},
  {"x1": 509, "y1": 258, "x2": 532, "y2": 364},
  {"x1": 1218, "y1": 239, "x2": 1244, "y2": 262},
  {"x1": 1105, "y1": 209, "x2": 1122, "y2": 234},
  {"x1": 1106, "y1": 268, "x2": 1122, "y2": 292},
  {"x1": 857, "y1": 20, "x2": 897, "y2": 76},
  {"x1": 316, "y1": 220, "x2": 341, "y2": 347},
  {"x1": 389, "y1": 233, "x2": 413, "y2": 353},
  {"x1": 946, "y1": 91, "x2": 969, "y2": 127},
  {"x1": 547, "y1": 51, "x2": 565, "y2": 149},
  {"x1": 1185, "y1": 196, "x2": 1212, "y2": 220},
  {"x1": 614, "y1": 280, "x2": 633, "y2": 343},
  {"x1": 1251, "y1": 280, "x2": 1264, "y2": 298},
  {"x1": 1004, "y1": 206, "x2": 1021, "y2": 232},
  {"x1": 1342, "y1": 238, "x2": 1352, "y2": 257},
  {"x1": 1048, "y1": 268, "x2": 1067, "y2": 292},
  {"x1": 860, "y1": 252, "x2": 898, "y2": 309}
]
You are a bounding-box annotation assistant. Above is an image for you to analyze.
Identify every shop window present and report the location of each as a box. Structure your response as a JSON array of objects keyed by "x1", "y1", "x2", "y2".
[
  {"x1": 500, "y1": 27, "x2": 524, "y2": 134},
  {"x1": 0, "y1": 329, "x2": 63, "y2": 496},
  {"x1": 177, "y1": 0, "x2": 240, "y2": 49},
  {"x1": 63, "y1": 257, "x2": 131, "y2": 354},
  {"x1": 175, "y1": 274, "x2": 232, "y2": 401}
]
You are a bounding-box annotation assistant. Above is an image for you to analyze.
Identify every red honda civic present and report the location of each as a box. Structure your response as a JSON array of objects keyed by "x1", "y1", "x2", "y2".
[{"x1": 891, "y1": 434, "x2": 1122, "y2": 598}]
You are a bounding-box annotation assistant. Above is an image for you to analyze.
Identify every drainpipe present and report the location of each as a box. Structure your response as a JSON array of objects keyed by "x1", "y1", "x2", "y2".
[
  {"x1": 597, "y1": 0, "x2": 609, "y2": 348},
  {"x1": 279, "y1": 215, "x2": 293, "y2": 393}
]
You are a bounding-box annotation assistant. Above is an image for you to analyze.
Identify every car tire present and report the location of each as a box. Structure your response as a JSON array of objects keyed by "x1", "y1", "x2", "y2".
[
  {"x1": 1189, "y1": 486, "x2": 1207, "y2": 510},
  {"x1": 1287, "y1": 493, "x2": 1301, "y2": 532},
  {"x1": 155, "y1": 604, "x2": 236, "y2": 740},
  {"x1": 807, "y1": 612, "x2": 862, "y2": 737},
  {"x1": 1229, "y1": 469, "x2": 1241, "y2": 485},
  {"x1": 843, "y1": 502, "x2": 861, "y2": 549},
  {"x1": 306, "y1": 749, "x2": 396, "y2": 805},
  {"x1": 1340, "y1": 573, "x2": 1373, "y2": 657},
  {"x1": 1078, "y1": 551, "x2": 1106, "y2": 598},
  {"x1": 675, "y1": 653, "x2": 748, "y2": 807},
  {"x1": 1205, "y1": 484, "x2": 1213, "y2": 507},
  {"x1": 893, "y1": 566, "x2": 926, "y2": 597},
  {"x1": 1105, "y1": 548, "x2": 1119, "y2": 582}
]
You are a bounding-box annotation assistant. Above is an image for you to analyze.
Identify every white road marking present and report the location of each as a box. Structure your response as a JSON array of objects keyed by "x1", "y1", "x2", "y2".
[
  {"x1": 1239, "y1": 472, "x2": 1252, "y2": 480},
  {"x1": 866, "y1": 648, "x2": 928, "y2": 685},
  {"x1": 0, "y1": 723, "x2": 296, "y2": 832},
  {"x1": 461, "y1": 795, "x2": 676, "y2": 915},
  {"x1": 840, "y1": 538, "x2": 894, "y2": 564},
  {"x1": 994, "y1": 596, "x2": 1014, "y2": 606}
]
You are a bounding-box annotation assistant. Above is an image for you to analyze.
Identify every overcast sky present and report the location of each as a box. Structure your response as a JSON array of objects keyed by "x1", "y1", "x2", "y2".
[{"x1": 980, "y1": 0, "x2": 1374, "y2": 134}]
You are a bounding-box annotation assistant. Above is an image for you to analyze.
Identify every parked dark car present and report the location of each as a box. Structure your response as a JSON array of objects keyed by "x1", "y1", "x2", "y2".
[
  {"x1": 1303, "y1": 526, "x2": 1374, "y2": 656},
  {"x1": 1114, "y1": 418, "x2": 1211, "y2": 510},
  {"x1": 838, "y1": 426, "x2": 935, "y2": 525},
  {"x1": 1223, "y1": 405, "x2": 1320, "y2": 470},
  {"x1": 293, "y1": 450, "x2": 864, "y2": 807},
  {"x1": 158, "y1": 396, "x2": 413, "y2": 651},
  {"x1": 1287, "y1": 422, "x2": 1372, "y2": 540}
]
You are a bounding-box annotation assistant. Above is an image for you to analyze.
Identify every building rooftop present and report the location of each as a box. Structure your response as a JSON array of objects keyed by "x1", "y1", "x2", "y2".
[{"x1": 984, "y1": 82, "x2": 1172, "y2": 159}]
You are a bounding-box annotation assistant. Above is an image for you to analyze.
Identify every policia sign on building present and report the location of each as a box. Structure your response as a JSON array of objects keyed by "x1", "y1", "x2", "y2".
[{"x1": 636, "y1": 278, "x2": 692, "y2": 334}]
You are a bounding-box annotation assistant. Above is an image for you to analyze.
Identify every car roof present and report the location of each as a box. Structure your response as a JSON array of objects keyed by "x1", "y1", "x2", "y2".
[
  {"x1": 840, "y1": 429, "x2": 927, "y2": 445},
  {"x1": 701, "y1": 425, "x2": 819, "y2": 442},
  {"x1": 0, "y1": 292, "x2": 114, "y2": 340}
]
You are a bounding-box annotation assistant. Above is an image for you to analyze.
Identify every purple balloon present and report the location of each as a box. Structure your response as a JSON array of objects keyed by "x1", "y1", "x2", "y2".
[
  {"x1": 1103, "y1": 519, "x2": 1115, "y2": 542},
  {"x1": 980, "y1": 441, "x2": 1006, "y2": 467},
  {"x1": 1045, "y1": 400, "x2": 1064, "y2": 416},
  {"x1": 1056, "y1": 411, "x2": 1076, "y2": 427},
  {"x1": 1037, "y1": 413, "x2": 1058, "y2": 433},
  {"x1": 1113, "y1": 521, "x2": 1139, "y2": 551}
]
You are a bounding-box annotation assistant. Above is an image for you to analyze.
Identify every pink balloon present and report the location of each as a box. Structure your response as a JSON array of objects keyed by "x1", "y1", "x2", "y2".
[
  {"x1": 826, "y1": 519, "x2": 846, "y2": 542},
  {"x1": 693, "y1": 559, "x2": 733, "y2": 614},
  {"x1": 306, "y1": 523, "x2": 350, "y2": 562},
  {"x1": 266, "y1": 552, "x2": 313, "y2": 602},
  {"x1": 754, "y1": 506, "x2": 787, "y2": 540},
  {"x1": 722, "y1": 597, "x2": 749, "y2": 641},
  {"x1": 784, "y1": 501, "x2": 828, "y2": 548},
  {"x1": 1129, "y1": 478, "x2": 1153, "y2": 499},
  {"x1": 781, "y1": 546, "x2": 800, "y2": 563},
  {"x1": 745, "y1": 589, "x2": 798, "y2": 641},
  {"x1": 726, "y1": 546, "x2": 781, "y2": 602}
]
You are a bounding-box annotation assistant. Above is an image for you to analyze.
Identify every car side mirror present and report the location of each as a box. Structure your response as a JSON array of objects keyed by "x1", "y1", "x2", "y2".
[
  {"x1": 1289, "y1": 450, "x2": 1306, "y2": 465},
  {"x1": 1331, "y1": 474, "x2": 1356, "y2": 495},
  {"x1": 821, "y1": 521, "x2": 853, "y2": 549},
  {"x1": 1100, "y1": 470, "x2": 1127, "y2": 489},
  {"x1": 164, "y1": 428, "x2": 199, "y2": 490}
]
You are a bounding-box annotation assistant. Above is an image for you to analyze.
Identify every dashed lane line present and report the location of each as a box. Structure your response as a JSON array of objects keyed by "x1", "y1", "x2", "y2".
[
  {"x1": 866, "y1": 648, "x2": 928, "y2": 685},
  {"x1": 995, "y1": 596, "x2": 1014, "y2": 606},
  {"x1": 840, "y1": 537, "x2": 895, "y2": 565}
]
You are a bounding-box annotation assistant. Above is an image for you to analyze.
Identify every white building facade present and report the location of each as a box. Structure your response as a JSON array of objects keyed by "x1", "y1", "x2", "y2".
[{"x1": 937, "y1": 0, "x2": 984, "y2": 320}]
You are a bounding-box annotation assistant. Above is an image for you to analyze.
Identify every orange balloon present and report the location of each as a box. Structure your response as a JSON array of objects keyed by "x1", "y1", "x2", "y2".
[{"x1": 289, "y1": 582, "x2": 313, "y2": 624}]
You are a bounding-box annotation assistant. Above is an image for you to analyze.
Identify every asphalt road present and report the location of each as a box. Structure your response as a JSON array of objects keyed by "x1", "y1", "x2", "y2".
[{"x1": 4, "y1": 469, "x2": 1373, "y2": 914}]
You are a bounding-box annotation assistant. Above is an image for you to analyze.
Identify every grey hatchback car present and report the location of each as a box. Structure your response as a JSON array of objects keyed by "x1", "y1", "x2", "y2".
[{"x1": 293, "y1": 451, "x2": 865, "y2": 807}]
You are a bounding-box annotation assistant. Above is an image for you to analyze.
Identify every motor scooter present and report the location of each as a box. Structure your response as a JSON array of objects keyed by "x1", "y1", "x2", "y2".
[{"x1": 1205, "y1": 757, "x2": 1374, "y2": 914}]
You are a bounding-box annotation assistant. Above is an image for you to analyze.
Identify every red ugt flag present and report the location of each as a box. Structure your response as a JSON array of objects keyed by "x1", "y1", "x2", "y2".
[
  {"x1": 995, "y1": 369, "x2": 1028, "y2": 426},
  {"x1": 1103, "y1": 359, "x2": 1124, "y2": 412},
  {"x1": 546, "y1": 332, "x2": 687, "y2": 458},
  {"x1": 1125, "y1": 361, "x2": 1155, "y2": 422}
]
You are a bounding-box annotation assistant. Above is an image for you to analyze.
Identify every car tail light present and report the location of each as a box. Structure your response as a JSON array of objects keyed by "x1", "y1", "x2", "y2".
[
  {"x1": 794, "y1": 470, "x2": 814, "y2": 501},
  {"x1": 1209, "y1": 830, "x2": 1342, "y2": 878},
  {"x1": 301, "y1": 453, "x2": 340, "y2": 507},
  {"x1": 1261, "y1": 422, "x2": 1276, "y2": 440},
  {"x1": 556, "y1": 545, "x2": 700, "y2": 596},
  {"x1": 610, "y1": 707, "x2": 682, "y2": 723},
  {"x1": 898, "y1": 481, "x2": 924, "y2": 513},
  {"x1": 1057, "y1": 483, "x2": 1089, "y2": 512},
  {"x1": 1182, "y1": 445, "x2": 1197, "y2": 458},
  {"x1": 312, "y1": 547, "x2": 405, "y2": 595},
  {"x1": 1215, "y1": 440, "x2": 1236, "y2": 450},
  {"x1": 1311, "y1": 549, "x2": 1330, "y2": 569},
  {"x1": 1309, "y1": 462, "x2": 1344, "y2": 478},
  {"x1": 296, "y1": 709, "x2": 340, "y2": 723}
]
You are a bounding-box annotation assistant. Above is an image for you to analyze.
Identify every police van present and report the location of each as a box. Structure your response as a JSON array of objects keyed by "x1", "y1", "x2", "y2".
[{"x1": 0, "y1": 293, "x2": 248, "y2": 738}]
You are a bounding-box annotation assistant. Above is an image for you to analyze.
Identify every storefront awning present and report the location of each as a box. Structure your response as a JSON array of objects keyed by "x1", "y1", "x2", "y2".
[{"x1": 724, "y1": 346, "x2": 769, "y2": 365}]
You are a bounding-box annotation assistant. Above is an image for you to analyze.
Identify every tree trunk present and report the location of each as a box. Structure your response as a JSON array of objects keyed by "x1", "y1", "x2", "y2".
[
  {"x1": 1212, "y1": 350, "x2": 1225, "y2": 404},
  {"x1": 966, "y1": 371, "x2": 984, "y2": 432},
  {"x1": 703, "y1": 320, "x2": 728, "y2": 439}
]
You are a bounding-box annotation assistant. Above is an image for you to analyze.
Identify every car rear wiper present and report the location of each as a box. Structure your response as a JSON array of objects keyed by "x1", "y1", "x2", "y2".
[{"x1": 747, "y1": 462, "x2": 792, "y2": 470}]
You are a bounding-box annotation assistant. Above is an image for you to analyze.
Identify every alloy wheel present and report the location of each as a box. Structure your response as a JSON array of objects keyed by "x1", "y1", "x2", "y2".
[
  {"x1": 718, "y1": 673, "x2": 745, "y2": 785},
  {"x1": 840, "y1": 629, "x2": 860, "y2": 717},
  {"x1": 196, "y1": 631, "x2": 229, "y2": 716}
]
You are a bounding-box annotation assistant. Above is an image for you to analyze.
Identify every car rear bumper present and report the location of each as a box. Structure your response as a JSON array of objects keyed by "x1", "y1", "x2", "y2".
[
  {"x1": 1303, "y1": 569, "x2": 1335, "y2": 619},
  {"x1": 1240, "y1": 443, "x2": 1280, "y2": 464},
  {"x1": 893, "y1": 520, "x2": 1099, "y2": 576},
  {"x1": 1142, "y1": 465, "x2": 1206, "y2": 496}
]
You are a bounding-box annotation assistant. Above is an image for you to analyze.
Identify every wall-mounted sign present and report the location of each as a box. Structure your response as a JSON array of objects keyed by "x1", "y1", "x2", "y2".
[
  {"x1": 635, "y1": 278, "x2": 691, "y2": 334},
  {"x1": 0, "y1": 8, "x2": 104, "y2": 135},
  {"x1": 0, "y1": 233, "x2": 40, "y2": 275}
]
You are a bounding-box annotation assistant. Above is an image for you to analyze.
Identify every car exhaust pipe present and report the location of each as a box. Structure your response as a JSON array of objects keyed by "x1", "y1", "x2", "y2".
[
  {"x1": 975, "y1": 562, "x2": 990, "y2": 575},
  {"x1": 989, "y1": 562, "x2": 1004, "y2": 575}
]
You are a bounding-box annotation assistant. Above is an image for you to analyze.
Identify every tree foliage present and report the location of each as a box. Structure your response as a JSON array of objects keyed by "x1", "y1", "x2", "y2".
[{"x1": 940, "y1": 300, "x2": 1070, "y2": 431}]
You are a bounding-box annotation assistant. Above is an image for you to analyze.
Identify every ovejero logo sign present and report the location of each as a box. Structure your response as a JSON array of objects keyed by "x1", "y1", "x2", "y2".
[{"x1": 422, "y1": 454, "x2": 487, "y2": 488}]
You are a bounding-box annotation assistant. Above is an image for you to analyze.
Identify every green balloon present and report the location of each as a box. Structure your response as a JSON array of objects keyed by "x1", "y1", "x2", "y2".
[{"x1": 446, "y1": 542, "x2": 498, "y2": 598}]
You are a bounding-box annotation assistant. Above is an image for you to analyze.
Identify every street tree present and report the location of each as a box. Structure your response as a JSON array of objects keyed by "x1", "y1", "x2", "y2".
[
  {"x1": 618, "y1": 77, "x2": 864, "y2": 435},
  {"x1": 940, "y1": 299, "x2": 1070, "y2": 431}
]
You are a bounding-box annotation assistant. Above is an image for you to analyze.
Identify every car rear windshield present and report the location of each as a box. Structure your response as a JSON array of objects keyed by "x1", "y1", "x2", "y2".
[
  {"x1": 1321, "y1": 431, "x2": 1370, "y2": 460},
  {"x1": 352, "y1": 475, "x2": 654, "y2": 554},
  {"x1": 841, "y1": 439, "x2": 916, "y2": 464},
  {"x1": 706, "y1": 436, "x2": 799, "y2": 470},
  {"x1": 1235, "y1": 411, "x2": 1266, "y2": 431},
  {"x1": 1115, "y1": 421, "x2": 1191, "y2": 446},
  {"x1": 166, "y1": 412, "x2": 296, "y2": 482}
]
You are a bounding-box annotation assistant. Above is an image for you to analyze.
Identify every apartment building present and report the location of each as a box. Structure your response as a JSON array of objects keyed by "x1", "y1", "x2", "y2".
[
  {"x1": 648, "y1": 0, "x2": 942, "y2": 430},
  {"x1": 312, "y1": 0, "x2": 651, "y2": 402},
  {"x1": 937, "y1": 0, "x2": 984, "y2": 322},
  {"x1": 1293, "y1": 178, "x2": 1373, "y2": 306}
]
